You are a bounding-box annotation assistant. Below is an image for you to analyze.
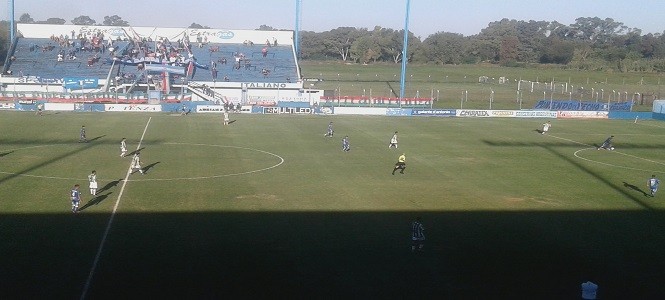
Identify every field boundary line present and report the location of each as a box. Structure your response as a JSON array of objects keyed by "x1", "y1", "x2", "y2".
[{"x1": 80, "y1": 117, "x2": 152, "y2": 300}]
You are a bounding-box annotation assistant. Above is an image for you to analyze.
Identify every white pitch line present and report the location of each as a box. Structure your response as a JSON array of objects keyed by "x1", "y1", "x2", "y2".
[
  {"x1": 546, "y1": 133, "x2": 665, "y2": 173},
  {"x1": 80, "y1": 117, "x2": 152, "y2": 300}
]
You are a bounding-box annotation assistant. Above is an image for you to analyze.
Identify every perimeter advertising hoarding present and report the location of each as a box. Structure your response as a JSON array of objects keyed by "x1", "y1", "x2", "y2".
[
  {"x1": 514, "y1": 111, "x2": 557, "y2": 118},
  {"x1": 557, "y1": 111, "x2": 609, "y2": 119},
  {"x1": 196, "y1": 105, "x2": 226, "y2": 113},
  {"x1": 105, "y1": 104, "x2": 162, "y2": 112},
  {"x1": 411, "y1": 109, "x2": 456, "y2": 116},
  {"x1": 63, "y1": 78, "x2": 99, "y2": 90}
]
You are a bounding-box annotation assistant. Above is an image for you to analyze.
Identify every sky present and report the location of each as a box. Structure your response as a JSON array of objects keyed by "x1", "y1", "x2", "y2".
[{"x1": 5, "y1": 0, "x2": 665, "y2": 38}]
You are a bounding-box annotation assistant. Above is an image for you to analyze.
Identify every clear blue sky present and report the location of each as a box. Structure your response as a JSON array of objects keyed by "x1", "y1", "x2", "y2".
[{"x1": 6, "y1": 0, "x2": 665, "y2": 37}]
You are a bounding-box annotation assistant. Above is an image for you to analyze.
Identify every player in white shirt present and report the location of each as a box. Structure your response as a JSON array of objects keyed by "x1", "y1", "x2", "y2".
[
  {"x1": 389, "y1": 131, "x2": 398, "y2": 148},
  {"x1": 120, "y1": 138, "x2": 127, "y2": 157},
  {"x1": 131, "y1": 152, "x2": 144, "y2": 175},
  {"x1": 88, "y1": 170, "x2": 97, "y2": 196},
  {"x1": 648, "y1": 174, "x2": 660, "y2": 197},
  {"x1": 541, "y1": 121, "x2": 551, "y2": 134},
  {"x1": 223, "y1": 110, "x2": 230, "y2": 125}
]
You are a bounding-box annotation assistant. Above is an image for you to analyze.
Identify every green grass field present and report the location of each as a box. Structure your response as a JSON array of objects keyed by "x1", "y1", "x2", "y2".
[
  {"x1": 1, "y1": 111, "x2": 664, "y2": 298},
  {"x1": 301, "y1": 62, "x2": 665, "y2": 112}
]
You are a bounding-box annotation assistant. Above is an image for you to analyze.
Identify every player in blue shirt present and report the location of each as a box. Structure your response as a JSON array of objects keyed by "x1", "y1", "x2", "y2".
[
  {"x1": 71, "y1": 184, "x2": 81, "y2": 213},
  {"x1": 324, "y1": 122, "x2": 334, "y2": 138},
  {"x1": 342, "y1": 136, "x2": 350, "y2": 152},
  {"x1": 648, "y1": 175, "x2": 660, "y2": 197}
]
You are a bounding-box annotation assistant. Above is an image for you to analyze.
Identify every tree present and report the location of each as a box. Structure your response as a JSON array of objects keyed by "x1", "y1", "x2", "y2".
[
  {"x1": 320, "y1": 27, "x2": 362, "y2": 61},
  {"x1": 18, "y1": 13, "x2": 34, "y2": 24},
  {"x1": 419, "y1": 32, "x2": 467, "y2": 64},
  {"x1": 350, "y1": 35, "x2": 380, "y2": 64},
  {"x1": 257, "y1": 25, "x2": 277, "y2": 31},
  {"x1": 568, "y1": 17, "x2": 627, "y2": 46},
  {"x1": 41, "y1": 18, "x2": 66, "y2": 25},
  {"x1": 299, "y1": 31, "x2": 328, "y2": 60},
  {"x1": 0, "y1": 21, "x2": 8, "y2": 65},
  {"x1": 189, "y1": 23, "x2": 210, "y2": 29},
  {"x1": 71, "y1": 16, "x2": 96, "y2": 26},
  {"x1": 102, "y1": 15, "x2": 129, "y2": 26},
  {"x1": 499, "y1": 36, "x2": 519, "y2": 63},
  {"x1": 540, "y1": 37, "x2": 575, "y2": 64}
]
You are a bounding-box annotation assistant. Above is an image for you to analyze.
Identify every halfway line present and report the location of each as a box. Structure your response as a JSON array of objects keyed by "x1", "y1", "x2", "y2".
[{"x1": 80, "y1": 117, "x2": 152, "y2": 300}]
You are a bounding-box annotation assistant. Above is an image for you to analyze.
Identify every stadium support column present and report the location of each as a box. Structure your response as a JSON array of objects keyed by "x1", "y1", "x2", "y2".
[{"x1": 399, "y1": 0, "x2": 411, "y2": 106}]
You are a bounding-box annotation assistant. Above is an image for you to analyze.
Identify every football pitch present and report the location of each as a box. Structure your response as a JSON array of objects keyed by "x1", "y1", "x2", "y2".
[{"x1": 1, "y1": 111, "x2": 664, "y2": 298}]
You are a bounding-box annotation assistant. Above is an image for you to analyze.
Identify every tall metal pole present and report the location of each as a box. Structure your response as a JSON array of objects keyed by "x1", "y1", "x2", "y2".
[
  {"x1": 399, "y1": 0, "x2": 411, "y2": 105},
  {"x1": 294, "y1": 0, "x2": 302, "y2": 60},
  {"x1": 10, "y1": 0, "x2": 15, "y2": 42}
]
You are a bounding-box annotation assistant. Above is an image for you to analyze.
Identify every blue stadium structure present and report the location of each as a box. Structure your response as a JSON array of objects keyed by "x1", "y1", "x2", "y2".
[{"x1": 1, "y1": 24, "x2": 305, "y2": 105}]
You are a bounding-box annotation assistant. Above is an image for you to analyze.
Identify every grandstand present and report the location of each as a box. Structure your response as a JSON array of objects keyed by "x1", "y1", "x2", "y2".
[{"x1": 0, "y1": 24, "x2": 304, "y2": 105}]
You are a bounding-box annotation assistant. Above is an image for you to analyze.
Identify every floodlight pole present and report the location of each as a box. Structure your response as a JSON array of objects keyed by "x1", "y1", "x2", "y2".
[
  {"x1": 10, "y1": 0, "x2": 15, "y2": 42},
  {"x1": 294, "y1": 0, "x2": 302, "y2": 60},
  {"x1": 398, "y1": 0, "x2": 411, "y2": 106}
]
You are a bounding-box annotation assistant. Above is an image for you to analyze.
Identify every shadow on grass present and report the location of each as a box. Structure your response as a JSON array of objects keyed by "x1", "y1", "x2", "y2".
[
  {"x1": 97, "y1": 179, "x2": 123, "y2": 194},
  {"x1": 142, "y1": 162, "x2": 160, "y2": 174},
  {"x1": 623, "y1": 181, "x2": 650, "y2": 197},
  {"x1": 78, "y1": 192, "x2": 113, "y2": 211},
  {"x1": 126, "y1": 147, "x2": 146, "y2": 157},
  {"x1": 1, "y1": 210, "x2": 664, "y2": 299},
  {"x1": 0, "y1": 150, "x2": 14, "y2": 157}
]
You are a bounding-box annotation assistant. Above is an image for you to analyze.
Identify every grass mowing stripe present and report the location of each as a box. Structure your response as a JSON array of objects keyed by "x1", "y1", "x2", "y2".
[{"x1": 80, "y1": 117, "x2": 152, "y2": 299}]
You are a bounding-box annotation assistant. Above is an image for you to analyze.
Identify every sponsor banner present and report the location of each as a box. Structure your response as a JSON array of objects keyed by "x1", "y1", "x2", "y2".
[
  {"x1": 387, "y1": 108, "x2": 412, "y2": 116},
  {"x1": 514, "y1": 111, "x2": 557, "y2": 118},
  {"x1": 534, "y1": 100, "x2": 632, "y2": 112},
  {"x1": 277, "y1": 96, "x2": 309, "y2": 103},
  {"x1": 75, "y1": 103, "x2": 105, "y2": 112},
  {"x1": 412, "y1": 109, "x2": 456, "y2": 116},
  {"x1": 63, "y1": 78, "x2": 99, "y2": 90},
  {"x1": 240, "y1": 105, "x2": 253, "y2": 114},
  {"x1": 196, "y1": 105, "x2": 226, "y2": 113},
  {"x1": 489, "y1": 110, "x2": 515, "y2": 117},
  {"x1": 278, "y1": 101, "x2": 310, "y2": 108},
  {"x1": 557, "y1": 111, "x2": 609, "y2": 119},
  {"x1": 0, "y1": 102, "x2": 16, "y2": 110},
  {"x1": 242, "y1": 82, "x2": 288, "y2": 89},
  {"x1": 105, "y1": 104, "x2": 162, "y2": 112},
  {"x1": 456, "y1": 109, "x2": 492, "y2": 117},
  {"x1": 262, "y1": 106, "x2": 311, "y2": 114},
  {"x1": 45, "y1": 103, "x2": 75, "y2": 111}
]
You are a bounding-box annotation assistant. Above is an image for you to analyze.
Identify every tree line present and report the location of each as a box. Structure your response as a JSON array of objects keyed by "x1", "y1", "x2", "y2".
[
  {"x1": 299, "y1": 17, "x2": 665, "y2": 73},
  {"x1": 2, "y1": 15, "x2": 665, "y2": 73}
]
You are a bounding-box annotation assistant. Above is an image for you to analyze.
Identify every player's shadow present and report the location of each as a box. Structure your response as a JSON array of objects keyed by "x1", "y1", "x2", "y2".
[
  {"x1": 229, "y1": 120, "x2": 237, "y2": 124},
  {"x1": 88, "y1": 135, "x2": 106, "y2": 142},
  {"x1": 534, "y1": 129, "x2": 543, "y2": 134},
  {"x1": 127, "y1": 147, "x2": 146, "y2": 157},
  {"x1": 0, "y1": 150, "x2": 14, "y2": 157},
  {"x1": 98, "y1": 179, "x2": 123, "y2": 194},
  {"x1": 78, "y1": 192, "x2": 113, "y2": 211},
  {"x1": 143, "y1": 161, "x2": 161, "y2": 174},
  {"x1": 623, "y1": 182, "x2": 650, "y2": 197}
]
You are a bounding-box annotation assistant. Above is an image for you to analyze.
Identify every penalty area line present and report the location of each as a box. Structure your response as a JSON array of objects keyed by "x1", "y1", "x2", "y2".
[{"x1": 80, "y1": 117, "x2": 152, "y2": 300}]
